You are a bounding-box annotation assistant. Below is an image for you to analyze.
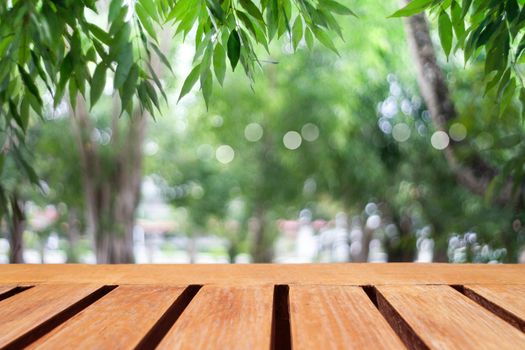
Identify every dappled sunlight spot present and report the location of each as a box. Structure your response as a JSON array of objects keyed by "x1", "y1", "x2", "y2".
[
  {"x1": 389, "y1": 81, "x2": 402, "y2": 97},
  {"x1": 197, "y1": 144, "x2": 214, "y2": 159},
  {"x1": 365, "y1": 202, "x2": 378, "y2": 216},
  {"x1": 392, "y1": 123, "x2": 411, "y2": 142},
  {"x1": 244, "y1": 123, "x2": 263, "y2": 142},
  {"x1": 366, "y1": 214, "x2": 381, "y2": 230},
  {"x1": 211, "y1": 115, "x2": 224, "y2": 127},
  {"x1": 190, "y1": 183, "x2": 204, "y2": 199},
  {"x1": 303, "y1": 178, "x2": 317, "y2": 195},
  {"x1": 431, "y1": 131, "x2": 449, "y2": 150},
  {"x1": 401, "y1": 99, "x2": 413, "y2": 115},
  {"x1": 283, "y1": 131, "x2": 302, "y2": 150},
  {"x1": 449, "y1": 123, "x2": 467, "y2": 142},
  {"x1": 215, "y1": 145, "x2": 235, "y2": 164},
  {"x1": 378, "y1": 118, "x2": 392, "y2": 134},
  {"x1": 380, "y1": 96, "x2": 398, "y2": 118},
  {"x1": 144, "y1": 141, "x2": 159, "y2": 156},
  {"x1": 91, "y1": 128, "x2": 111, "y2": 145},
  {"x1": 417, "y1": 122, "x2": 427, "y2": 136},
  {"x1": 301, "y1": 123, "x2": 319, "y2": 142}
]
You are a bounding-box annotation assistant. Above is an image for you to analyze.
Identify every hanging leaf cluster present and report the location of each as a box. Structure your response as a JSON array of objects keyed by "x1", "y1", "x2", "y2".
[
  {"x1": 392, "y1": 0, "x2": 525, "y2": 116},
  {"x1": 173, "y1": 0, "x2": 356, "y2": 107},
  {"x1": 0, "y1": 0, "x2": 354, "y2": 199}
]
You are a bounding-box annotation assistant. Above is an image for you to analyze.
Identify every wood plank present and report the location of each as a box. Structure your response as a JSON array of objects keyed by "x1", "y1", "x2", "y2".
[
  {"x1": 156, "y1": 285, "x2": 273, "y2": 350},
  {"x1": 0, "y1": 264, "x2": 524, "y2": 285},
  {"x1": 289, "y1": 285, "x2": 404, "y2": 349},
  {"x1": 464, "y1": 284, "x2": 525, "y2": 331},
  {"x1": 27, "y1": 285, "x2": 186, "y2": 349},
  {"x1": 377, "y1": 285, "x2": 525, "y2": 349},
  {"x1": 0, "y1": 284, "x2": 102, "y2": 348},
  {"x1": 0, "y1": 285, "x2": 15, "y2": 294}
]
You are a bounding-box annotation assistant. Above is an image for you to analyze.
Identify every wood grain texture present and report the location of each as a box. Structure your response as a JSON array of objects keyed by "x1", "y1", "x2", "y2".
[
  {"x1": 377, "y1": 285, "x2": 525, "y2": 349},
  {"x1": 156, "y1": 285, "x2": 273, "y2": 350},
  {"x1": 0, "y1": 285, "x2": 15, "y2": 294},
  {"x1": 289, "y1": 285, "x2": 405, "y2": 349},
  {"x1": 0, "y1": 264, "x2": 524, "y2": 285},
  {"x1": 0, "y1": 284, "x2": 101, "y2": 348},
  {"x1": 464, "y1": 284, "x2": 525, "y2": 332},
  {"x1": 27, "y1": 285, "x2": 186, "y2": 349}
]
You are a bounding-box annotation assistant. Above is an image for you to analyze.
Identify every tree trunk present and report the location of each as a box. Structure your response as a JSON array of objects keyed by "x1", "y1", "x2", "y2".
[
  {"x1": 402, "y1": 2, "x2": 524, "y2": 260},
  {"x1": 8, "y1": 193, "x2": 25, "y2": 263},
  {"x1": 250, "y1": 205, "x2": 272, "y2": 263},
  {"x1": 387, "y1": 212, "x2": 416, "y2": 262},
  {"x1": 65, "y1": 208, "x2": 81, "y2": 263},
  {"x1": 72, "y1": 98, "x2": 146, "y2": 263},
  {"x1": 401, "y1": 2, "x2": 513, "y2": 204}
]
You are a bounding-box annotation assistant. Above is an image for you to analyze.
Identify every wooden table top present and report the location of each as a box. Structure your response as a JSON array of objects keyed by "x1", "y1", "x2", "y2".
[{"x1": 0, "y1": 263, "x2": 523, "y2": 349}]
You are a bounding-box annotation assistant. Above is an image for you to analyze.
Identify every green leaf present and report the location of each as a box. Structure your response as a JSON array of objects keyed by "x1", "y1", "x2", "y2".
[
  {"x1": 109, "y1": 0, "x2": 124, "y2": 22},
  {"x1": 114, "y1": 43, "x2": 134, "y2": 89},
  {"x1": 201, "y1": 69, "x2": 213, "y2": 109},
  {"x1": 17, "y1": 65, "x2": 42, "y2": 105},
  {"x1": 237, "y1": 11, "x2": 258, "y2": 40},
  {"x1": 120, "y1": 63, "x2": 139, "y2": 114},
  {"x1": 292, "y1": 17, "x2": 303, "y2": 51},
  {"x1": 499, "y1": 77, "x2": 516, "y2": 116},
  {"x1": 178, "y1": 64, "x2": 201, "y2": 102},
  {"x1": 69, "y1": 79, "x2": 78, "y2": 110},
  {"x1": 8, "y1": 99, "x2": 26, "y2": 131},
  {"x1": 88, "y1": 23, "x2": 112, "y2": 45},
  {"x1": 520, "y1": 88, "x2": 525, "y2": 121},
  {"x1": 322, "y1": 0, "x2": 357, "y2": 17},
  {"x1": 136, "y1": 4, "x2": 158, "y2": 41},
  {"x1": 139, "y1": 0, "x2": 159, "y2": 23},
  {"x1": 90, "y1": 63, "x2": 107, "y2": 109},
  {"x1": 461, "y1": 0, "x2": 472, "y2": 18},
  {"x1": 227, "y1": 30, "x2": 241, "y2": 70},
  {"x1": 450, "y1": 1, "x2": 465, "y2": 43},
  {"x1": 147, "y1": 61, "x2": 167, "y2": 102},
  {"x1": 145, "y1": 81, "x2": 160, "y2": 112},
  {"x1": 206, "y1": 0, "x2": 225, "y2": 23},
  {"x1": 151, "y1": 43, "x2": 174, "y2": 74},
  {"x1": 239, "y1": 0, "x2": 265, "y2": 23},
  {"x1": 266, "y1": 0, "x2": 278, "y2": 41},
  {"x1": 213, "y1": 43, "x2": 226, "y2": 85},
  {"x1": 312, "y1": 28, "x2": 338, "y2": 55},
  {"x1": 390, "y1": 0, "x2": 434, "y2": 17},
  {"x1": 305, "y1": 28, "x2": 314, "y2": 50},
  {"x1": 438, "y1": 10, "x2": 453, "y2": 57}
]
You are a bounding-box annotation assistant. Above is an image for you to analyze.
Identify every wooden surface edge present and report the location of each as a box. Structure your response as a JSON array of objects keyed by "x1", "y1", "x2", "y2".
[{"x1": 0, "y1": 264, "x2": 524, "y2": 285}]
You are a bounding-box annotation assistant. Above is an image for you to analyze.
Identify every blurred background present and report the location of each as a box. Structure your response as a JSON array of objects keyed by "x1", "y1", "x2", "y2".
[{"x1": 2, "y1": 0, "x2": 524, "y2": 264}]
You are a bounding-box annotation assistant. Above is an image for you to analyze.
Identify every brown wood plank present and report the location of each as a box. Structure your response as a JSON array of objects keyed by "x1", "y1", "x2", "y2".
[
  {"x1": 0, "y1": 284, "x2": 102, "y2": 348},
  {"x1": 156, "y1": 285, "x2": 273, "y2": 350},
  {"x1": 0, "y1": 264, "x2": 524, "y2": 285},
  {"x1": 27, "y1": 285, "x2": 186, "y2": 349},
  {"x1": 464, "y1": 284, "x2": 525, "y2": 331},
  {"x1": 289, "y1": 285, "x2": 404, "y2": 349},
  {"x1": 0, "y1": 285, "x2": 15, "y2": 294},
  {"x1": 377, "y1": 285, "x2": 525, "y2": 349}
]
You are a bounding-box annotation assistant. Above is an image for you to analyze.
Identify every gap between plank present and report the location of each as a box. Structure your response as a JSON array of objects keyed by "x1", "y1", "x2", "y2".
[
  {"x1": 271, "y1": 285, "x2": 291, "y2": 350},
  {"x1": 450, "y1": 285, "x2": 525, "y2": 333},
  {"x1": 134, "y1": 285, "x2": 202, "y2": 350},
  {"x1": 0, "y1": 286, "x2": 33, "y2": 302},
  {"x1": 3, "y1": 285, "x2": 117, "y2": 350},
  {"x1": 361, "y1": 286, "x2": 429, "y2": 350}
]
